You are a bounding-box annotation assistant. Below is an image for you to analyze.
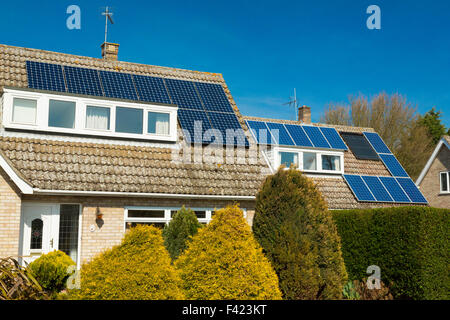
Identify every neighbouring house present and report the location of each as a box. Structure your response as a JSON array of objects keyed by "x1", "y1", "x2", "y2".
[
  {"x1": 0, "y1": 43, "x2": 428, "y2": 268},
  {"x1": 416, "y1": 135, "x2": 450, "y2": 209}
]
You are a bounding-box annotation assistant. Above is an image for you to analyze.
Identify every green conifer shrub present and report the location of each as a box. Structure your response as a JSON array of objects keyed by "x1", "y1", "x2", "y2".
[
  {"x1": 70, "y1": 225, "x2": 184, "y2": 300},
  {"x1": 163, "y1": 206, "x2": 202, "y2": 260},
  {"x1": 175, "y1": 205, "x2": 282, "y2": 300},
  {"x1": 253, "y1": 167, "x2": 348, "y2": 299}
]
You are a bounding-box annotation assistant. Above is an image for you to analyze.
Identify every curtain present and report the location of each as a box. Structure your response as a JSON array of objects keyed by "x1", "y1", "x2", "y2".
[
  {"x1": 86, "y1": 106, "x2": 110, "y2": 130},
  {"x1": 148, "y1": 112, "x2": 169, "y2": 135},
  {"x1": 13, "y1": 98, "x2": 37, "y2": 124}
]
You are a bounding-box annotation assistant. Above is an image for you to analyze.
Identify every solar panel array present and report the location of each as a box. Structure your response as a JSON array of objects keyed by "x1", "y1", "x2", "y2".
[
  {"x1": 363, "y1": 132, "x2": 409, "y2": 177},
  {"x1": 25, "y1": 61, "x2": 248, "y2": 146},
  {"x1": 343, "y1": 174, "x2": 427, "y2": 204},
  {"x1": 245, "y1": 120, "x2": 348, "y2": 150}
]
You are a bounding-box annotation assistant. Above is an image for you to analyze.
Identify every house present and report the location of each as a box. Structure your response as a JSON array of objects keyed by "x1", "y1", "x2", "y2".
[
  {"x1": 416, "y1": 135, "x2": 450, "y2": 208},
  {"x1": 0, "y1": 43, "x2": 427, "y2": 268}
]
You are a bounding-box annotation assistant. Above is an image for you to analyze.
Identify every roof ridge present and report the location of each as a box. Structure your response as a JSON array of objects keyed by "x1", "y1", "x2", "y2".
[{"x1": 0, "y1": 43, "x2": 224, "y2": 79}]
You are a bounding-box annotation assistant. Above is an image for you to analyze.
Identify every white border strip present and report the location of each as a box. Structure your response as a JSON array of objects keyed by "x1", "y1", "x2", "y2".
[
  {"x1": 0, "y1": 154, "x2": 33, "y2": 194},
  {"x1": 416, "y1": 138, "x2": 449, "y2": 185}
]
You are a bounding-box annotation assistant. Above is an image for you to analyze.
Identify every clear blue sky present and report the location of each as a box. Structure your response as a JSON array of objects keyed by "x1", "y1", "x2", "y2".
[{"x1": 1, "y1": 0, "x2": 449, "y2": 127}]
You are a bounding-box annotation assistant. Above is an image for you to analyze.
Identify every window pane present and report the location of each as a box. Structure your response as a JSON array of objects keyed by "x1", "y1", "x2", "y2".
[
  {"x1": 48, "y1": 100, "x2": 76, "y2": 128},
  {"x1": 115, "y1": 107, "x2": 143, "y2": 134},
  {"x1": 125, "y1": 222, "x2": 165, "y2": 230},
  {"x1": 170, "y1": 210, "x2": 206, "y2": 219},
  {"x1": 127, "y1": 210, "x2": 165, "y2": 218},
  {"x1": 13, "y1": 98, "x2": 37, "y2": 124},
  {"x1": 280, "y1": 152, "x2": 298, "y2": 168},
  {"x1": 30, "y1": 219, "x2": 43, "y2": 250},
  {"x1": 148, "y1": 112, "x2": 169, "y2": 135},
  {"x1": 322, "y1": 155, "x2": 340, "y2": 171},
  {"x1": 58, "y1": 204, "x2": 80, "y2": 263},
  {"x1": 441, "y1": 172, "x2": 448, "y2": 192},
  {"x1": 303, "y1": 152, "x2": 317, "y2": 170},
  {"x1": 86, "y1": 106, "x2": 110, "y2": 130}
]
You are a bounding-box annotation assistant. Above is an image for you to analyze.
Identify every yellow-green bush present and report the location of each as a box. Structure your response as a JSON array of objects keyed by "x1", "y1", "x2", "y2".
[
  {"x1": 70, "y1": 225, "x2": 184, "y2": 300},
  {"x1": 28, "y1": 250, "x2": 75, "y2": 294},
  {"x1": 175, "y1": 205, "x2": 282, "y2": 300}
]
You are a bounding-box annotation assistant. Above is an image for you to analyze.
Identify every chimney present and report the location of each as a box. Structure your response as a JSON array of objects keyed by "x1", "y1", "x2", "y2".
[
  {"x1": 298, "y1": 105, "x2": 311, "y2": 124},
  {"x1": 101, "y1": 42, "x2": 120, "y2": 61}
]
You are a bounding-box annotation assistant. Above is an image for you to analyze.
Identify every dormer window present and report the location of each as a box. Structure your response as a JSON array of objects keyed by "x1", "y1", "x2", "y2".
[
  {"x1": 2, "y1": 88, "x2": 178, "y2": 142},
  {"x1": 12, "y1": 97, "x2": 37, "y2": 125},
  {"x1": 275, "y1": 147, "x2": 344, "y2": 174}
]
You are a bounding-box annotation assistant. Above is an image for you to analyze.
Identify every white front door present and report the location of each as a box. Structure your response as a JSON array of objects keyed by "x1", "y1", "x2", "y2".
[{"x1": 21, "y1": 204, "x2": 60, "y2": 266}]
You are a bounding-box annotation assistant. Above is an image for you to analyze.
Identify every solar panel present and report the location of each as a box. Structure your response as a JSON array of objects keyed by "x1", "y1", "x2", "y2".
[
  {"x1": 133, "y1": 75, "x2": 171, "y2": 104},
  {"x1": 343, "y1": 174, "x2": 376, "y2": 202},
  {"x1": 378, "y1": 176, "x2": 411, "y2": 203},
  {"x1": 26, "y1": 61, "x2": 66, "y2": 92},
  {"x1": 319, "y1": 127, "x2": 348, "y2": 150},
  {"x1": 177, "y1": 109, "x2": 212, "y2": 144},
  {"x1": 195, "y1": 82, "x2": 234, "y2": 113},
  {"x1": 362, "y1": 176, "x2": 393, "y2": 202},
  {"x1": 99, "y1": 71, "x2": 138, "y2": 100},
  {"x1": 396, "y1": 178, "x2": 428, "y2": 204},
  {"x1": 266, "y1": 122, "x2": 295, "y2": 146},
  {"x1": 379, "y1": 154, "x2": 409, "y2": 177},
  {"x1": 340, "y1": 133, "x2": 379, "y2": 160},
  {"x1": 64, "y1": 66, "x2": 103, "y2": 96},
  {"x1": 284, "y1": 124, "x2": 313, "y2": 147},
  {"x1": 364, "y1": 132, "x2": 391, "y2": 154},
  {"x1": 245, "y1": 120, "x2": 272, "y2": 144},
  {"x1": 208, "y1": 112, "x2": 248, "y2": 146},
  {"x1": 302, "y1": 125, "x2": 331, "y2": 149},
  {"x1": 165, "y1": 78, "x2": 204, "y2": 110}
]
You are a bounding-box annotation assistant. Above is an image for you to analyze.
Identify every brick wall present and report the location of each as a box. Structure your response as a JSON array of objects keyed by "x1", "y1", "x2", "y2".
[
  {"x1": 22, "y1": 194, "x2": 255, "y2": 264},
  {"x1": 0, "y1": 167, "x2": 22, "y2": 258},
  {"x1": 419, "y1": 146, "x2": 450, "y2": 209}
]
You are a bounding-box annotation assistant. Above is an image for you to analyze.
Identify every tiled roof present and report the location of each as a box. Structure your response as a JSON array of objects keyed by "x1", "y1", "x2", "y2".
[{"x1": 0, "y1": 136, "x2": 269, "y2": 196}]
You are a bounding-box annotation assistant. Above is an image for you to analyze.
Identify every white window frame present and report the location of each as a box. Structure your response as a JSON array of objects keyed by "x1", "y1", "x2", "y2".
[
  {"x1": 274, "y1": 146, "x2": 344, "y2": 175},
  {"x1": 439, "y1": 171, "x2": 450, "y2": 194},
  {"x1": 123, "y1": 206, "x2": 247, "y2": 232},
  {"x1": 2, "y1": 88, "x2": 178, "y2": 142}
]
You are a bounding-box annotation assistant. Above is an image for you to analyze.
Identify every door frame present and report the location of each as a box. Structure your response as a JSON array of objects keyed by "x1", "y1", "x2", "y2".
[{"x1": 19, "y1": 202, "x2": 83, "y2": 269}]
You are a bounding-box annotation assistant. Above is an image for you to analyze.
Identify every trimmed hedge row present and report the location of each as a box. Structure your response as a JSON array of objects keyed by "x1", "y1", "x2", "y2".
[{"x1": 332, "y1": 206, "x2": 449, "y2": 300}]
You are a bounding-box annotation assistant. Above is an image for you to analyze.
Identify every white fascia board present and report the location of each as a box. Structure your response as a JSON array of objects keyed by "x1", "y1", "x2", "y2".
[
  {"x1": 0, "y1": 154, "x2": 33, "y2": 194},
  {"x1": 32, "y1": 189, "x2": 255, "y2": 200},
  {"x1": 416, "y1": 138, "x2": 450, "y2": 186}
]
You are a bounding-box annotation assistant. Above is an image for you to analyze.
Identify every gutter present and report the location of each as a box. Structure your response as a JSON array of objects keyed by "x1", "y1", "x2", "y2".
[{"x1": 32, "y1": 188, "x2": 256, "y2": 200}]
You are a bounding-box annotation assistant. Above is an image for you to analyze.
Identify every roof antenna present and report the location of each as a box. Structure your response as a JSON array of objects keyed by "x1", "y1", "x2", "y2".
[
  {"x1": 283, "y1": 88, "x2": 299, "y2": 121},
  {"x1": 102, "y1": 6, "x2": 114, "y2": 43}
]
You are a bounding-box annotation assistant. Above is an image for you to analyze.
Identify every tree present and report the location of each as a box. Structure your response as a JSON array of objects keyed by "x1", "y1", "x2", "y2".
[
  {"x1": 321, "y1": 93, "x2": 434, "y2": 180},
  {"x1": 417, "y1": 108, "x2": 448, "y2": 145},
  {"x1": 175, "y1": 205, "x2": 282, "y2": 300},
  {"x1": 70, "y1": 225, "x2": 184, "y2": 300},
  {"x1": 253, "y1": 168, "x2": 348, "y2": 300},
  {"x1": 163, "y1": 206, "x2": 202, "y2": 260}
]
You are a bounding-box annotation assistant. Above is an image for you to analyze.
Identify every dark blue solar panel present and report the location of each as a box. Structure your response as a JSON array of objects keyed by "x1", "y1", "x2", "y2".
[
  {"x1": 208, "y1": 112, "x2": 248, "y2": 146},
  {"x1": 379, "y1": 176, "x2": 411, "y2": 203},
  {"x1": 195, "y1": 82, "x2": 234, "y2": 113},
  {"x1": 64, "y1": 66, "x2": 103, "y2": 96},
  {"x1": 302, "y1": 125, "x2": 331, "y2": 149},
  {"x1": 362, "y1": 176, "x2": 393, "y2": 202},
  {"x1": 165, "y1": 78, "x2": 204, "y2": 110},
  {"x1": 379, "y1": 154, "x2": 409, "y2": 177},
  {"x1": 99, "y1": 71, "x2": 138, "y2": 100},
  {"x1": 364, "y1": 132, "x2": 391, "y2": 154},
  {"x1": 284, "y1": 124, "x2": 313, "y2": 147},
  {"x1": 266, "y1": 122, "x2": 295, "y2": 146},
  {"x1": 26, "y1": 61, "x2": 66, "y2": 92},
  {"x1": 133, "y1": 75, "x2": 171, "y2": 104},
  {"x1": 343, "y1": 174, "x2": 376, "y2": 202},
  {"x1": 177, "y1": 109, "x2": 212, "y2": 144},
  {"x1": 396, "y1": 178, "x2": 428, "y2": 204},
  {"x1": 320, "y1": 127, "x2": 348, "y2": 150},
  {"x1": 245, "y1": 120, "x2": 272, "y2": 144}
]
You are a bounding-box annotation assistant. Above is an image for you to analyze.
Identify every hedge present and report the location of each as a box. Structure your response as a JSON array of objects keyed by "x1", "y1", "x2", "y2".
[{"x1": 333, "y1": 206, "x2": 449, "y2": 300}]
